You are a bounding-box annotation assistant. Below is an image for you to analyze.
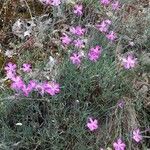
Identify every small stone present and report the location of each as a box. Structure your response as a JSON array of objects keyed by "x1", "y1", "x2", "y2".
[{"x1": 16, "y1": 123, "x2": 22, "y2": 126}]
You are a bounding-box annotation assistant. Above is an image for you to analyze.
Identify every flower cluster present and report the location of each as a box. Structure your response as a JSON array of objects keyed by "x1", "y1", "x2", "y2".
[
  {"x1": 2, "y1": 0, "x2": 144, "y2": 149},
  {"x1": 70, "y1": 45, "x2": 103, "y2": 66},
  {"x1": 96, "y1": 0, "x2": 121, "y2": 42},
  {"x1": 60, "y1": 26, "x2": 86, "y2": 47},
  {"x1": 5, "y1": 62, "x2": 60, "y2": 97},
  {"x1": 96, "y1": 19, "x2": 117, "y2": 41},
  {"x1": 86, "y1": 116, "x2": 143, "y2": 149},
  {"x1": 60, "y1": 2, "x2": 107, "y2": 66}
]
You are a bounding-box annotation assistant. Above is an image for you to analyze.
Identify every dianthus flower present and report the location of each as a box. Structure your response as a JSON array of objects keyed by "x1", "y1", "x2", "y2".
[
  {"x1": 88, "y1": 45, "x2": 102, "y2": 62},
  {"x1": 74, "y1": 39, "x2": 84, "y2": 48},
  {"x1": 22, "y1": 80, "x2": 37, "y2": 96},
  {"x1": 96, "y1": 19, "x2": 111, "y2": 33},
  {"x1": 106, "y1": 31, "x2": 117, "y2": 41},
  {"x1": 73, "y1": 4, "x2": 83, "y2": 16},
  {"x1": 51, "y1": 0, "x2": 61, "y2": 6},
  {"x1": 4, "y1": 62, "x2": 16, "y2": 73},
  {"x1": 6, "y1": 71, "x2": 16, "y2": 80},
  {"x1": 28, "y1": 80, "x2": 37, "y2": 89},
  {"x1": 100, "y1": 0, "x2": 111, "y2": 6},
  {"x1": 113, "y1": 138, "x2": 126, "y2": 150},
  {"x1": 35, "y1": 83, "x2": 46, "y2": 95},
  {"x1": 117, "y1": 99, "x2": 125, "y2": 109},
  {"x1": 60, "y1": 33, "x2": 72, "y2": 45},
  {"x1": 86, "y1": 117, "x2": 98, "y2": 131},
  {"x1": 132, "y1": 129, "x2": 143, "y2": 143},
  {"x1": 122, "y1": 55, "x2": 137, "y2": 69},
  {"x1": 22, "y1": 84, "x2": 31, "y2": 97},
  {"x1": 70, "y1": 27, "x2": 76, "y2": 34},
  {"x1": 112, "y1": 1, "x2": 120, "y2": 10},
  {"x1": 70, "y1": 52, "x2": 82, "y2": 66},
  {"x1": 22, "y1": 63, "x2": 32, "y2": 72},
  {"x1": 11, "y1": 76, "x2": 25, "y2": 90},
  {"x1": 44, "y1": 82, "x2": 60, "y2": 96},
  {"x1": 70, "y1": 26, "x2": 85, "y2": 36}
]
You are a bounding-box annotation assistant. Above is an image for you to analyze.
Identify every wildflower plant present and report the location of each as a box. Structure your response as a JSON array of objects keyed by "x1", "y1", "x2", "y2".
[{"x1": 0, "y1": 0, "x2": 149, "y2": 149}]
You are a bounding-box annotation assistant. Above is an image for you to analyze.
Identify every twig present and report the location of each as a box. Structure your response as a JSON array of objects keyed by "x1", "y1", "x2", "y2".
[
  {"x1": 0, "y1": 96, "x2": 50, "y2": 102},
  {"x1": 24, "y1": 0, "x2": 33, "y2": 19}
]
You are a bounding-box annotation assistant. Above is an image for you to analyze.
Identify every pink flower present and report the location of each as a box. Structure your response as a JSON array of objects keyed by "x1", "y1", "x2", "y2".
[
  {"x1": 6, "y1": 71, "x2": 16, "y2": 80},
  {"x1": 44, "y1": 82, "x2": 60, "y2": 96},
  {"x1": 88, "y1": 45, "x2": 102, "y2": 62},
  {"x1": 73, "y1": 4, "x2": 83, "y2": 16},
  {"x1": 87, "y1": 117, "x2": 98, "y2": 131},
  {"x1": 40, "y1": 0, "x2": 61, "y2": 6},
  {"x1": 74, "y1": 39, "x2": 84, "y2": 48},
  {"x1": 70, "y1": 27, "x2": 76, "y2": 34},
  {"x1": 22, "y1": 80, "x2": 37, "y2": 96},
  {"x1": 105, "y1": 19, "x2": 112, "y2": 24},
  {"x1": 22, "y1": 84, "x2": 32, "y2": 97},
  {"x1": 28, "y1": 80, "x2": 37, "y2": 89},
  {"x1": 35, "y1": 83, "x2": 46, "y2": 95},
  {"x1": 70, "y1": 26, "x2": 85, "y2": 36},
  {"x1": 96, "y1": 19, "x2": 111, "y2": 33},
  {"x1": 75, "y1": 26, "x2": 86, "y2": 36},
  {"x1": 113, "y1": 138, "x2": 126, "y2": 150},
  {"x1": 100, "y1": 0, "x2": 111, "y2": 6},
  {"x1": 51, "y1": 0, "x2": 61, "y2": 6},
  {"x1": 96, "y1": 21, "x2": 108, "y2": 33},
  {"x1": 4, "y1": 62, "x2": 16, "y2": 73},
  {"x1": 132, "y1": 129, "x2": 142, "y2": 143},
  {"x1": 122, "y1": 55, "x2": 137, "y2": 69},
  {"x1": 5, "y1": 62, "x2": 17, "y2": 80},
  {"x1": 106, "y1": 31, "x2": 117, "y2": 41},
  {"x1": 11, "y1": 76, "x2": 24, "y2": 90},
  {"x1": 60, "y1": 33, "x2": 72, "y2": 45},
  {"x1": 117, "y1": 100, "x2": 125, "y2": 108},
  {"x1": 112, "y1": 1, "x2": 120, "y2": 10},
  {"x1": 22, "y1": 63, "x2": 32, "y2": 72},
  {"x1": 70, "y1": 52, "x2": 82, "y2": 66}
]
